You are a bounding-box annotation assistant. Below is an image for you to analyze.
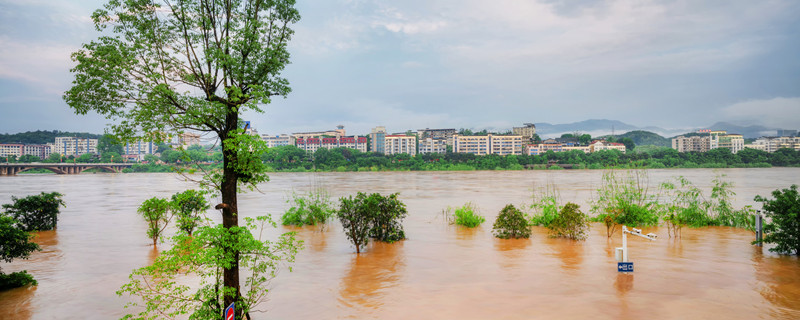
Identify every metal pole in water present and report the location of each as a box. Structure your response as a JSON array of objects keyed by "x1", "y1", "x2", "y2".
[{"x1": 755, "y1": 211, "x2": 763, "y2": 247}]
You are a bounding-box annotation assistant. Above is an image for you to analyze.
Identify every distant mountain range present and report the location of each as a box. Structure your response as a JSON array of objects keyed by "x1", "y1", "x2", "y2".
[{"x1": 534, "y1": 119, "x2": 780, "y2": 139}]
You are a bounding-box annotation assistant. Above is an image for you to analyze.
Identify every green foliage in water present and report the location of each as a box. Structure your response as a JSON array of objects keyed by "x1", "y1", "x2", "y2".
[
  {"x1": 0, "y1": 215, "x2": 40, "y2": 290},
  {"x1": 528, "y1": 184, "x2": 561, "y2": 227},
  {"x1": 549, "y1": 202, "x2": 589, "y2": 240},
  {"x1": 493, "y1": 204, "x2": 531, "y2": 239},
  {"x1": 170, "y1": 189, "x2": 209, "y2": 236},
  {"x1": 709, "y1": 175, "x2": 756, "y2": 230},
  {"x1": 337, "y1": 192, "x2": 408, "y2": 253},
  {"x1": 452, "y1": 202, "x2": 485, "y2": 228},
  {"x1": 755, "y1": 185, "x2": 800, "y2": 255},
  {"x1": 0, "y1": 270, "x2": 37, "y2": 290},
  {"x1": 117, "y1": 216, "x2": 302, "y2": 319},
  {"x1": 590, "y1": 170, "x2": 660, "y2": 237},
  {"x1": 138, "y1": 197, "x2": 171, "y2": 247},
  {"x1": 1, "y1": 192, "x2": 65, "y2": 232},
  {"x1": 281, "y1": 188, "x2": 335, "y2": 226}
]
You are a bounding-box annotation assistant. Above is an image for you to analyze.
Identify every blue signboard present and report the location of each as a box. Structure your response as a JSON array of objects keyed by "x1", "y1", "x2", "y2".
[
  {"x1": 618, "y1": 262, "x2": 634, "y2": 272},
  {"x1": 224, "y1": 302, "x2": 235, "y2": 320}
]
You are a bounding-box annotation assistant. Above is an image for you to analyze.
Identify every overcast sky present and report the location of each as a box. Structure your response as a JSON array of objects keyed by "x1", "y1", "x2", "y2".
[{"x1": 1, "y1": 0, "x2": 798, "y2": 137}]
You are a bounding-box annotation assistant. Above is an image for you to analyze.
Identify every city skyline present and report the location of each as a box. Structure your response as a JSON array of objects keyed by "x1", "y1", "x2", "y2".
[{"x1": 1, "y1": 0, "x2": 799, "y2": 135}]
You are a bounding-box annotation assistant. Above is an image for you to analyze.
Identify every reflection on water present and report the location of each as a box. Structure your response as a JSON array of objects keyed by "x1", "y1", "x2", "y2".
[
  {"x1": 1, "y1": 169, "x2": 800, "y2": 318},
  {"x1": 338, "y1": 241, "x2": 405, "y2": 314}
]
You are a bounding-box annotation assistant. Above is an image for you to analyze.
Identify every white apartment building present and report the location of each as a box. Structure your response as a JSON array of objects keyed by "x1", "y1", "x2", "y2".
[
  {"x1": 452, "y1": 134, "x2": 523, "y2": 156},
  {"x1": 50, "y1": 137, "x2": 98, "y2": 156},
  {"x1": 177, "y1": 132, "x2": 201, "y2": 149},
  {"x1": 385, "y1": 135, "x2": 417, "y2": 156},
  {"x1": 418, "y1": 138, "x2": 447, "y2": 154},
  {"x1": 751, "y1": 136, "x2": 800, "y2": 152},
  {"x1": 262, "y1": 134, "x2": 296, "y2": 148},
  {"x1": 124, "y1": 141, "x2": 157, "y2": 156},
  {"x1": 589, "y1": 141, "x2": 627, "y2": 153}
]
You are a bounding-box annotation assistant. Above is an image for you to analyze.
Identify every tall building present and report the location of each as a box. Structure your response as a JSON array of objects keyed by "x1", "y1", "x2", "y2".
[
  {"x1": 50, "y1": 137, "x2": 98, "y2": 156},
  {"x1": 124, "y1": 141, "x2": 157, "y2": 156},
  {"x1": 370, "y1": 126, "x2": 387, "y2": 154},
  {"x1": 452, "y1": 134, "x2": 523, "y2": 156},
  {"x1": 512, "y1": 123, "x2": 537, "y2": 142},
  {"x1": 777, "y1": 129, "x2": 798, "y2": 137},
  {"x1": 673, "y1": 130, "x2": 744, "y2": 153},
  {"x1": 717, "y1": 134, "x2": 744, "y2": 154},
  {"x1": 384, "y1": 135, "x2": 417, "y2": 156}
]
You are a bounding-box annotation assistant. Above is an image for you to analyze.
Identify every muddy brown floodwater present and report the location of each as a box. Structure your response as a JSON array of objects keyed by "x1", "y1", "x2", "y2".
[{"x1": 0, "y1": 169, "x2": 799, "y2": 319}]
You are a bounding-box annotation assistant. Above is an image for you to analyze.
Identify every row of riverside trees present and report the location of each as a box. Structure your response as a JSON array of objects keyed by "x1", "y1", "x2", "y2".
[{"x1": 259, "y1": 145, "x2": 800, "y2": 172}]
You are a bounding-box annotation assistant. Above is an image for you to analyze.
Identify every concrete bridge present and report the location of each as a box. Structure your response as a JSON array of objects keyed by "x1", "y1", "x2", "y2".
[{"x1": 0, "y1": 163, "x2": 134, "y2": 176}]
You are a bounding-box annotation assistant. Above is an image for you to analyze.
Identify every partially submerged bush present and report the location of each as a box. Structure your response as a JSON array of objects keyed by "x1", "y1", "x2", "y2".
[
  {"x1": 338, "y1": 192, "x2": 407, "y2": 253},
  {"x1": 549, "y1": 202, "x2": 589, "y2": 240},
  {"x1": 2, "y1": 192, "x2": 65, "y2": 232},
  {"x1": 755, "y1": 185, "x2": 800, "y2": 255},
  {"x1": 493, "y1": 204, "x2": 531, "y2": 239},
  {"x1": 528, "y1": 184, "x2": 560, "y2": 227},
  {"x1": 453, "y1": 202, "x2": 485, "y2": 228},
  {"x1": 590, "y1": 170, "x2": 660, "y2": 237},
  {"x1": 281, "y1": 187, "x2": 335, "y2": 226}
]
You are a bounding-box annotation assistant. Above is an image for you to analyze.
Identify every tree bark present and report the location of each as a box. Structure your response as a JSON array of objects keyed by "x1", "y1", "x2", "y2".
[{"x1": 220, "y1": 110, "x2": 241, "y2": 315}]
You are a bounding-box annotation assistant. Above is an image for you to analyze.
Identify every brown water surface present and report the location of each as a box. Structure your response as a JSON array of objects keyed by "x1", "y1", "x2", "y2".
[{"x1": 1, "y1": 169, "x2": 799, "y2": 319}]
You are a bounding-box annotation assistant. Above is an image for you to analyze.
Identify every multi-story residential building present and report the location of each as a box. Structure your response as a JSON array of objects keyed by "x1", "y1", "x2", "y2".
[
  {"x1": 672, "y1": 135, "x2": 711, "y2": 153},
  {"x1": 717, "y1": 134, "x2": 744, "y2": 154},
  {"x1": 673, "y1": 131, "x2": 744, "y2": 153},
  {"x1": 1, "y1": 144, "x2": 53, "y2": 159},
  {"x1": 452, "y1": 134, "x2": 523, "y2": 156},
  {"x1": 262, "y1": 134, "x2": 296, "y2": 148},
  {"x1": 589, "y1": 140, "x2": 627, "y2": 153},
  {"x1": 370, "y1": 126, "x2": 387, "y2": 154},
  {"x1": 292, "y1": 125, "x2": 346, "y2": 140},
  {"x1": 124, "y1": 141, "x2": 157, "y2": 156},
  {"x1": 50, "y1": 137, "x2": 98, "y2": 156},
  {"x1": 417, "y1": 128, "x2": 457, "y2": 142},
  {"x1": 525, "y1": 139, "x2": 600, "y2": 155},
  {"x1": 178, "y1": 132, "x2": 201, "y2": 149},
  {"x1": 751, "y1": 136, "x2": 800, "y2": 152},
  {"x1": 418, "y1": 137, "x2": 448, "y2": 154},
  {"x1": 512, "y1": 123, "x2": 537, "y2": 142},
  {"x1": 296, "y1": 136, "x2": 368, "y2": 153},
  {"x1": 384, "y1": 135, "x2": 417, "y2": 156}
]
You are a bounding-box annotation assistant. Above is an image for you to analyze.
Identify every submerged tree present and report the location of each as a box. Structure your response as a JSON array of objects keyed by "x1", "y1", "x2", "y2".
[
  {"x1": 138, "y1": 197, "x2": 171, "y2": 246},
  {"x1": 2, "y1": 192, "x2": 65, "y2": 232},
  {"x1": 0, "y1": 216, "x2": 40, "y2": 290},
  {"x1": 171, "y1": 189, "x2": 209, "y2": 236},
  {"x1": 493, "y1": 204, "x2": 531, "y2": 239},
  {"x1": 64, "y1": 0, "x2": 301, "y2": 318},
  {"x1": 755, "y1": 185, "x2": 800, "y2": 255}
]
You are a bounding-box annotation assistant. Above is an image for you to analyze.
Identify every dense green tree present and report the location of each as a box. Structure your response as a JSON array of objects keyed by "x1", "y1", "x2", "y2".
[
  {"x1": 16, "y1": 155, "x2": 41, "y2": 163},
  {"x1": 65, "y1": 0, "x2": 301, "y2": 316},
  {"x1": 138, "y1": 197, "x2": 171, "y2": 247},
  {"x1": 493, "y1": 204, "x2": 531, "y2": 239},
  {"x1": 549, "y1": 202, "x2": 589, "y2": 240},
  {"x1": 755, "y1": 185, "x2": 800, "y2": 255},
  {"x1": 338, "y1": 192, "x2": 376, "y2": 254},
  {"x1": 618, "y1": 137, "x2": 635, "y2": 151},
  {"x1": 76, "y1": 153, "x2": 95, "y2": 163},
  {"x1": 170, "y1": 190, "x2": 209, "y2": 236},
  {"x1": 2, "y1": 192, "x2": 65, "y2": 232},
  {"x1": 0, "y1": 216, "x2": 41, "y2": 290}
]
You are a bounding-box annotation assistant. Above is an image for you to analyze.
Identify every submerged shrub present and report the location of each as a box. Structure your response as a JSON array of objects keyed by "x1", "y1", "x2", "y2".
[
  {"x1": 755, "y1": 185, "x2": 800, "y2": 255},
  {"x1": 453, "y1": 202, "x2": 485, "y2": 228},
  {"x1": 281, "y1": 187, "x2": 335, "y2": 226},
  {"x1": 493, "y1": 204, "x2": 531, "y2": 239},
  {"x1": 337, "y1": 192, "x2": 407, "y2": 253},
  {"x1": 549, "y1": 202, "x2": 589, "y2": 240},
  {"x1": 528, "y1": 184, "x2": 560, "y2": 227},
  {"x1": 1, "y1": 192, "x2": 65, "y2": 232}
]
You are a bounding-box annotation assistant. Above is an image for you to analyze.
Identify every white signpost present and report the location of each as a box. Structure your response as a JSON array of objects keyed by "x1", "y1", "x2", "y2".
[{"x1": 616, "y1": 226, "x2": 657, "y2": 272}]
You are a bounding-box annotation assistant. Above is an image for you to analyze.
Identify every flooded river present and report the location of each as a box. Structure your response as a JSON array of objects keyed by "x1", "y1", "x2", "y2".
[{"x1": 1, "y1": 169, "x2": 799, "y2": 319}]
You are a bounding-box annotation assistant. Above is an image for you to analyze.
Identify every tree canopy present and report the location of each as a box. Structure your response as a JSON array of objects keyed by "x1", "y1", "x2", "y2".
[{"x1": 65, "y1": 0, "x2": 302, "y2": 318}]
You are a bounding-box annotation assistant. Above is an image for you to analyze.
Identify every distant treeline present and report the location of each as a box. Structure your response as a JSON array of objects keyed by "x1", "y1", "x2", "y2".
[
  {"x1": 258, "y1": 145, "x2": 799, "y2": 172},
  {"x1": 0, "y1": 130, "x2": 102, "y2": 144}
]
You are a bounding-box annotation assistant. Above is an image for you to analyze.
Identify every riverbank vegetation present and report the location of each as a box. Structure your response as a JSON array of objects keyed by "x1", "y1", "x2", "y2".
[
  {"x1": 0, "y1": 216, "x2": 40, "y2": 290},
  {"x1": 493, "y1": 204, "x2": 531, "y2": 239},
  {"x1": 443, "y1": 202, "x2": 486, "y2": 228},
  {"x1": 2, "y1": 192, "x2": 65, "y2": 232}
]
